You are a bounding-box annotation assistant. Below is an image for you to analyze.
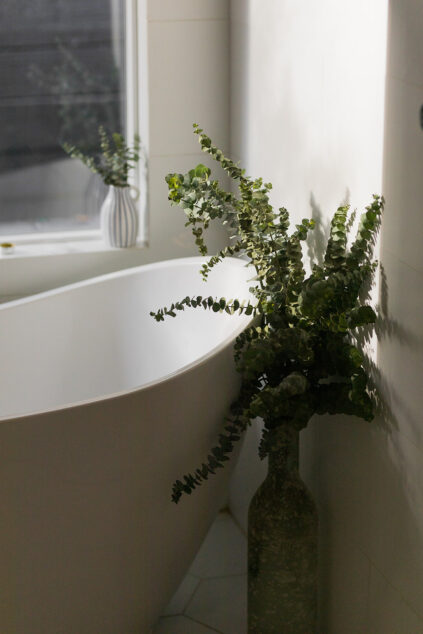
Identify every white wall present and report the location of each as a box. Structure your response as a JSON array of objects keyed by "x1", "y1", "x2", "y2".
[
  {"x1": 0, "y1": 0, "x2": 230, "y2": 299},
  {"x1": 145, "y1": 0, "x2": 230, "y2": 263},
  {"x1": 227, "y1": 2, "x2": 423, "y2": 632},
  {"x1": 368, "y1": 0, "x2": 423, "y2": 631}
]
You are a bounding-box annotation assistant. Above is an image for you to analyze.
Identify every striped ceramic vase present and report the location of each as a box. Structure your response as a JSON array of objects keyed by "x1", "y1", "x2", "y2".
[{"x1": 100, "y1": 185, "x2": 139, "y2": 248}]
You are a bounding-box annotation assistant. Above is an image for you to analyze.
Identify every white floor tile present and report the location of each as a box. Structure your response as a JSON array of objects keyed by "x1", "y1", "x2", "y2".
[
  {"x1": 163, "y1": 574, "x2": 200, "y2": 616},
  {"x1": 158, "y1": 512, "x2": 247, "y2": 632},
  {"x1": 188, "y1": 512, "x2": 247, "y2": 578},
  {"x1": 153, "y1": 615, "x2": 221, "y2": 634},
  {"x1": 185, "y1": 575, "x2": 247, "y2": 634}
]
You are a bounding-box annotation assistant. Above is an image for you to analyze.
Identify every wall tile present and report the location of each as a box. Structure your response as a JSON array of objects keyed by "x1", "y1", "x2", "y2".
[
  {"x1": 382, "y1": 76, "x2": 423, "y2": 273},
  {"x1": 317, "y1": 420, "x2": 423, "y2": 622},
  {"x1": 308, "y1": 417, "x2": 423, "y2": 626},
  {"x1": 365, "y1": 429, "x2": 423, "y2": 621},
  {"x1": 367, "y1": 565, "x2": 423, "y2": 634},
  {"x1": 148, "y1": 0, "x2": 228, "y2": 22},
  {"x1": 308, "y1": 418, "x2": 379, "y2": 553},
  {"x1": 377, "y1": 251, "x2": 423, "y2": 450},
  {"x1": 387, "y1": 0, "x2": 423, "y2": 88},
  {"x1": 230, "y1": 0, "x2": 249, "y2": 25},
  {"x1": 319, "y1": 531, "x2": 370, "y2": 634},
  {"x1": 148, "y1": 20, "x2": 229, "y2": 157},
  {"x1": 229, "y1": 19, "x2": 250, "y2": 162}
]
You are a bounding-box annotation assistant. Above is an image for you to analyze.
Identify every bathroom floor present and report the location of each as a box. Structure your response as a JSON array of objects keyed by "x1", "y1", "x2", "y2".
[{"x1": 153, "y1": 511, "x2": 247, "y2": 634}]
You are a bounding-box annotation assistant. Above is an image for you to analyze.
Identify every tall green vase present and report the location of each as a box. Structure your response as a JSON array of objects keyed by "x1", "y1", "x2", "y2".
[{"x1": 248, "y1": 425, "x2": 318, "y2": 634}]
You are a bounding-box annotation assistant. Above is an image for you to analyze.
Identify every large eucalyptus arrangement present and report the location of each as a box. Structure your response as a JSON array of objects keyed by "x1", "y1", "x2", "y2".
[{"x1": 151, "y1": 125, "x2": 383, "y2": 504}]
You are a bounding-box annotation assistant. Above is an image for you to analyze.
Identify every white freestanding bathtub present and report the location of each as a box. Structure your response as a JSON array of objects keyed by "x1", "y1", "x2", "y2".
[{"x1": 0, "y1": 256, "x2": 254, "y2": 634}]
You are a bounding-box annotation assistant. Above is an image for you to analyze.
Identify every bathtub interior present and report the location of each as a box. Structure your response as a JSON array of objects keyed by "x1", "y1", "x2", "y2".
[{"x1": 0, "y1": 258, "x2": 255, "y2": 420}]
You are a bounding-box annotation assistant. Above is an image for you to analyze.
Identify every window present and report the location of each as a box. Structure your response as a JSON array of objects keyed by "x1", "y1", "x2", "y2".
[{"x1": 0, "y1": 0, "x2": 142, "y2": 243}]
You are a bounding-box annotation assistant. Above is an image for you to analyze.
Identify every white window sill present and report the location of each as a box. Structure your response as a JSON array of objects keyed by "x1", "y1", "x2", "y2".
[
  {"x1": 0, "y1": 238, "x2": 147, "y2": 259},
  {"x1": 0, "y1": 234, "x2": 151, "y2": 300}
]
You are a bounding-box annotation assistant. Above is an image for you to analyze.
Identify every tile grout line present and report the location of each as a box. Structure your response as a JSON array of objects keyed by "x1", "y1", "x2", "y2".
[
  {"x1": 366, "y1": 559, "x2": 423, "y2": 625},
  {"x1": 180, "y1": 576, "x2": 201, "y2": 616},
  {"x1": 370, "y1": 394, "x2": 423, "y2": 466},
  {"x1": 382, "y1": 245, "x2": 423, "y2": 278},
  {"x1": 228, "y1": 511, "x2": 248, "y2": 539},
  {"x1": 184, "y1": 614, "x2": 225, "y2": 634},
  {"x1": 148, "y1": 18, "x2": 228, "y2": 24},
  {"x1": 340, "y1": 523, "x2": 423, "y2": 624}
]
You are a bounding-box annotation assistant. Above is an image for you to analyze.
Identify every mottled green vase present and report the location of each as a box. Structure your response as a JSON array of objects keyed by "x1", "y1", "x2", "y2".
[{"x1": 248, "y1": 426, "x2": 318, "y2": 634}]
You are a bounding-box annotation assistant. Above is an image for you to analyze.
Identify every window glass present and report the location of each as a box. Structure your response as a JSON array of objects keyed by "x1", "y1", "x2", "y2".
[{"x1": 0, "y1": 0, "x2": 126, "y2": 236}]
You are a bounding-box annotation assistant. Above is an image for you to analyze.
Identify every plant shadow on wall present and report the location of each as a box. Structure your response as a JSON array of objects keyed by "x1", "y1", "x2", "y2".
[
  {"x1": 307, "y1": 188, "x2": 358, "y2": 268},
  {"x1": 151, "y1": 125, "x2": 385, "y2": 633},
  {"x1": 354, "y1": 261, "x2": 419, "y2": 435},
  {"x1": 305, "y1": 201, "x2": 415, "y2": 437},
  {"x1": 371, "y1": 263, "x2": 423, "y2": 514},
  {"x1": 304, "y1": 210, "x2": 423, "y2": 630},
  {"x1": 324, "y1": 260, "x2": 423, "y2": 628},
  {"x1": 306, "y1": 193, "x2": 328, "y2": 269}
]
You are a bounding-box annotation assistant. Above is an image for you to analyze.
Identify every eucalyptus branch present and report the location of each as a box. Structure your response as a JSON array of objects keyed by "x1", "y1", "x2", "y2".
[
  {"x1": 152, "y1": 124, "x2": 384, "y2": 502},
  {"x1": 63, "y1": 125, "x2": 141, "y2": 187},
  {"x1": 172, "y1": 408, "x2": 251, "y2": 503},
  {"x1": 150, "y1": 295, "x2": 258, "y2": 322}
]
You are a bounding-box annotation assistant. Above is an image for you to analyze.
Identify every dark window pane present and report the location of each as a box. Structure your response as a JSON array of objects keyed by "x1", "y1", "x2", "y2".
[{"x1": 0, "y1": 0, "x2": 126, "y2": 235}]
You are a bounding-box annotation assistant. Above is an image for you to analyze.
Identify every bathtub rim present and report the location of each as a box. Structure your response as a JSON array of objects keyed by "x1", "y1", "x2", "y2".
[{"x1": 0, "y1": 256, "x2": 256, "y2": 423}]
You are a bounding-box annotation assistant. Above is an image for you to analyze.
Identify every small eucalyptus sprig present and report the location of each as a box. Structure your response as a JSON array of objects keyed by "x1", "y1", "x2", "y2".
[
  {"x1": 63, "y1": 125, "x2": 141, "y2": 187},
  {"x1": 151, "y1": 124, "x2": 384, "y2": 503}
]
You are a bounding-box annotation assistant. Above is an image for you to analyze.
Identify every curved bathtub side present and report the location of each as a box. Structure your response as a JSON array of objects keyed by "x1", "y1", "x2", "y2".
[
  {"x1": 0, "y1": 339, "x2": 242, "y2": 633},
  {"x1": 0, "y1": 256, "x2": 254, "y2": 421}
]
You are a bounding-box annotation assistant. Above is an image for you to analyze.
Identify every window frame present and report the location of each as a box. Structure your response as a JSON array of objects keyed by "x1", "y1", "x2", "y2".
[{"x1": 0, "y1": 0, "x2": 148, "y2": 250}]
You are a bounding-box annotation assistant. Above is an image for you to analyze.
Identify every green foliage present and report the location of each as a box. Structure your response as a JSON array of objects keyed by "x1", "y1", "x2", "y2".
[
  {"x1": 151, "y1": 124, "x2": 384, "y2": 503},
  {"x1": 63, "y1": 126, "x2": 141, "y2": 187}
]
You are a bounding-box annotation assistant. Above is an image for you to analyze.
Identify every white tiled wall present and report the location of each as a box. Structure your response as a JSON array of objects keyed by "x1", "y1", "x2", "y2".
[
  {"x1": 228, "y1": 1, "x2": 423, "y2": 631},
  {"x1": 146, "y1": 0, "x2": 231, "y2": 262},
  {"x1": 371, "y1": 0, "x2": 423, "y2": 627},
  {"x1": 148, "y1": 19, "x2": 229, "y2": 157},
  {"x1": 367, "y1": 565, "x2": 423, "y2": 634}
]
